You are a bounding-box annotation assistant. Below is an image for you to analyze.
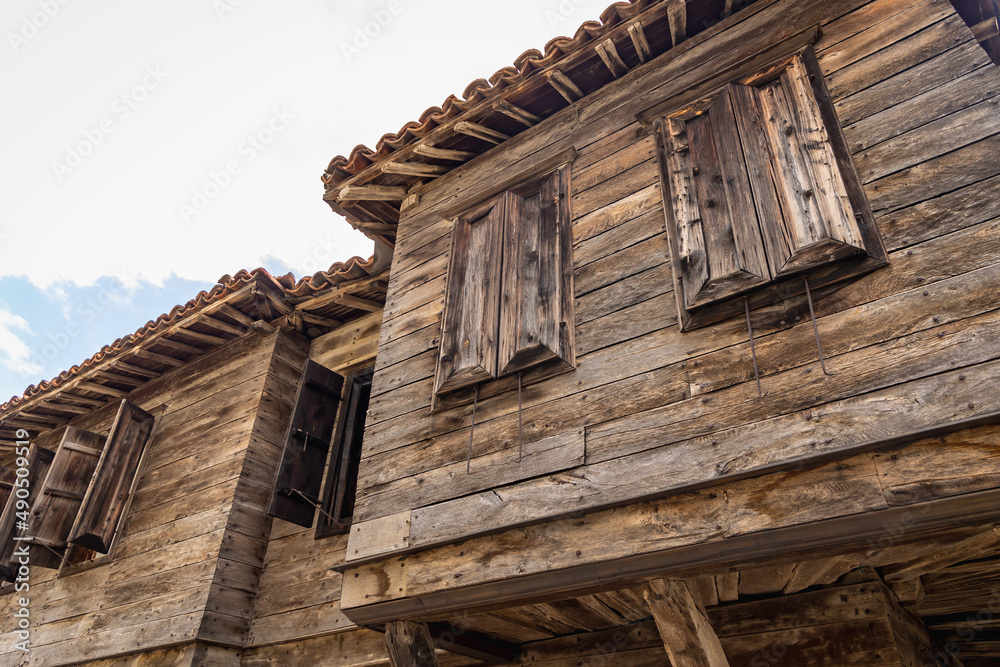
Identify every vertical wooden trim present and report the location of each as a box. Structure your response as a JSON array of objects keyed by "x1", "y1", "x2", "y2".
[
  {"x1": 643, "y1": 578, "x2": 730, "y2": 667},
  {"x1": 667, "y1": 0, "x2": 687, "y2": 47},
  {"x1": 384, "y1": 620, "x2": 440, "y2": 667}
]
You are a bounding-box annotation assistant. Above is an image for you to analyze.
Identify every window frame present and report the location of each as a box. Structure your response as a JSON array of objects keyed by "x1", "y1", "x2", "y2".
[
  {"x1": 649, "y1": 40, "x2": 887, "y2": 331},
  {"x1": 432, "y1": 155, "x2": 577, "y2": 413},
  {"x1": 315, "y1": 365, "x2": 374, "y2": 539}
]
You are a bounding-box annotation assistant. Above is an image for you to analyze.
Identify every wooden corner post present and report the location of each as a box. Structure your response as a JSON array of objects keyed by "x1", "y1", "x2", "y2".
[{"x1": 384, "y1": 620, "x2": 439, "y2": 667}]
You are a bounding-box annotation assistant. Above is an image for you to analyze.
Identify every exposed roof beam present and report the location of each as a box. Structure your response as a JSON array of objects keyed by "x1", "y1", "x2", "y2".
[
  {"x1": 75, "y1": 381, "x2": 128, "y2": 398},
  {"x1": 94, "y1": 371, "x2": 146, "y2": 387},
  {"x1": 292, "y1": 271, "x2": 389, "y2": 310},
  {"x1": 335, "y1": 185, "x2": 410, "y2": 202},
  {"x1": 300, "y1": 312, "x2": 343, "y2": 328},
  {"x1": 546, "y1": 69, "x2": 583, "y2": 103},
  {"x1": 336, "y1": 294, "x2": 382, "y2": 312},
  {"x1": 596, "y1": 38, "x2": 628, "y2": 78},
  {"x1": 667, "y1": 0, "x2": 687, "y2": 47},
  {"x1": 217, "y1": 303, "x2": 256, "y2": 327},
  {"x1": 36, "y1": 401, "x2": 90, "y2": 416},
  {"x1": 381, "y1": 162, "x2": 449, "y2": 178},
  {"x1": 196, "y1": 314, "x2": 247, "y2": 337},
  {"x1": 128, "y1": 349, "x2": 185, "y2": 368},
  {"x1": 628, "y1": 22, "x2": 652, "y2": 63},
  {"x1": 493, "y1": 99, "x2": 541, "y2": 127},
  {"x1": 454, "y1": 121, "x2": 509, "y2": 145},
  {"x1": 57, "y1": 393, "x2": 108, "y2": 408},
  {"x1": 413, "y1": 144, "x2": 478, "y2": 162},
  {"x1": 154, "y1": 337, "x2": 204, "y2": 357},
  {"x1": 111, "y1": 361, "x2": 162, "y2": 379},
  {"x1": 973, "y1": 16, "x2": 999, "y2": 43},
  {"x1": 174, "y1": 326, "x2": 227, "y2": 346},
  {"x1": 885, "y1": 525, "x2": 1000, "y2": 582}
]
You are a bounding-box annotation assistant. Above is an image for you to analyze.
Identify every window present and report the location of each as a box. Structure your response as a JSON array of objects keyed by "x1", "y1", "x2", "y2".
[
  {"x1": 266, "y1": 361, "x2": 372, "y2": 537},
  {"x1": 0, "y1": 400, "x2": 155, "y2": 580},
  {"x1": 434, "y1": 165, "x2": 575, "y2": 405},
  {"x1": 654, "y1": 47, "x2": 887, "y2": 331}
]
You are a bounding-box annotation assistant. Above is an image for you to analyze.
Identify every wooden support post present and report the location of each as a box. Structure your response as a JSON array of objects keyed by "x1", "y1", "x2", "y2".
[
  {"x1": 667, "y1": 0, "x2": 687, "y2": 47},
  {"x1": 384, "y1": 620, "x2": 439, "y2": 667},
  {"x1": 643, "y1": 579, "x2": 730, "y2": 667}
]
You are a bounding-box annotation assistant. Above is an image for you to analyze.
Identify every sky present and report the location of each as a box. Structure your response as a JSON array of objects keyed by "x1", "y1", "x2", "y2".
[{"x1": 0, "y1": 0, "x2": 615, "y2": 404}]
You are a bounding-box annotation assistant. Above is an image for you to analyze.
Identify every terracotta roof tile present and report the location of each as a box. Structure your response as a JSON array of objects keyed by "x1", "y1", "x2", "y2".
[
  {"x1": 1, "y1": 256, "x2": 375, "y2": 413},
  {"x1": 322, "y1": 0, "x2": 652, "y2": 183}
]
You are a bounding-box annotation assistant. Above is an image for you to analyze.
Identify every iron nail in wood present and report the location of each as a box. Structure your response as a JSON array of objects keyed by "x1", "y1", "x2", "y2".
[
  {"x1": 744, "y1": 297, "x2": 763, "y2": 398},
  {"x1": 802, "y1": 276, "x2": 832, "y2": 376},
  {"x1": 467, "y1": 385, "x2": 479, "y2": 475}
]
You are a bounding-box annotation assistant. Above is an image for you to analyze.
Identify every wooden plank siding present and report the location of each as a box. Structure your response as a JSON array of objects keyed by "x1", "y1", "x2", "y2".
[
  {"x1": 0, "y1": 329, "x2": 296, "y2": 666},
  {"x1": 346, "y1": 0, "x2": 1000, "y2": 581}
]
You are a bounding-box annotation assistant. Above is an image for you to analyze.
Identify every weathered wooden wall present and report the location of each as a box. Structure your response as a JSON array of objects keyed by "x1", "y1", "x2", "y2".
[
  {"x1": 349, "y1": 0, "x2": 1000, "y2": 570},
  {"x1": 0, "y1": 328, "x2": 302, "y2": 666}
]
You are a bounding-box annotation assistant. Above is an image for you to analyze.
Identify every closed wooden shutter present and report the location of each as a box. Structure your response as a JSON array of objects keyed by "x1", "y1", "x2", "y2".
[
  {"x1": 660, "y1": 85, "x2": 771, "y2": 310},
  {"x1": 436, "y1": 196, "x2": 506, "y2": 395},
  {"x1": 739, "y1": 57, "x2": 866, "y2": 277},
  {"x1": 27, "y1": 426, "x2": 105, "y2": 567},
  {"x1": 69, "y1": 400, "x2": 155, "y2": 553},
  {"x1": 267, "y1": 360, "x2": 345, "y2": 527},
  {"x1": 0, "y1": 445, "x2": 55, "y2": 581},
  {"x1": 499, "y1": 167, "x2": 575, "y2": 375}
]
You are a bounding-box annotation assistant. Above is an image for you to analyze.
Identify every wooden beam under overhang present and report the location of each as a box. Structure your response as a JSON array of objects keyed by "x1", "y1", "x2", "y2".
[
  {"x1": 335, "y1": 294, "x2": 382, "y2": 312},
  {"x1": 973, "y1": 16, "x2": 999, "y2": 43},
  {"x1": 643, "y1": 579, "x2": 730, "y2": 667},
  {"x1": 668, "y1": 0, "x2": 687, "y2": 47},
  {"x1": 74, "y1": 381, "x2": 128, "y2": 397},
  {"x1": 493, "y1": 99, "x2": 541, "y2": 127},
  {"x1": 884, "y1": 525, "x2": 1000, "y2": 583},
  {"x1": 545, "y1": 69, "x2": 583, "y2": 103},
  {"x1": 292, "y1": 271, "x2": 389, "y2": 311},
  {"x1": 381, "y1": 162, "x2": 449, "y2": 178},
  {"x1": 596, "y1": 38, "x2": 628, "y2": 78},
  {"x1": 628, "y1": 21, "x2": 652, "y2": 63},
  {"x1": 413, "y1": 144, "x2": 478, "y2": 162},
  {"x1": 334, "y1": 185, "x2": 410, "y2": 202},
  {"x1": 454, "y1": 121, "x2": 508, "y2": 145}
]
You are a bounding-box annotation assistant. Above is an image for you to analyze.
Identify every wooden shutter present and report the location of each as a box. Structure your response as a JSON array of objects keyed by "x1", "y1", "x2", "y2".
[
  {"x1": 69, "y1": 400, "x2": 155, "y2": 553},
  {"x1": 0, "y1": 466, "x2": 15, "y2": 516},
  {"x1": 659, "y1": 85, "x2": 771, "y2": 310},
  {"x1": 734, "y1": 56, "x2": 866, "y2": 277},
  {"x1": 267, "y1": 360, "x2": 344, "y2": 527},
  {"x1": 0, "y1": 445, "x2": 55, "y2": 581},
  {"x1": 317, "y1": 368, "x2": 373, "y2": 537},
  {"x1": 435, "y1": 196, "x2": 505, "y2": 395},
  {"x1": 499, "y1": 167, "x2": 575, "y2": 375},
  {"x1": 26, "y1": 426, "x2": 105, "y2": 567}
]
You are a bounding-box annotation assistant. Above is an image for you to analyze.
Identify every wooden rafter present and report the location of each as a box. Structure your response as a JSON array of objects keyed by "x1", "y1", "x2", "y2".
[
  {"x1": 335, "y1": 185, "x2": 409, "y2": 202},
  {"x1": 217, "y1": 303, "x2": 255, "y2": 327},
  {"x1": 973, "y1": 16, "x2": 999, "y2": 43},
  {"x1": 546, "y1": 69, "x2": 583, "y2": 103},
  {"x1": 335, "y1": 294, "x2": 382, "y2": 313},
  {"x1": 628, "y1": 22, "x2": 652, "y2": 63},
  {"x1": 300, "y1": 312, "x2": 343, "y2": 328},
  {"x1": 667, "y1": 0, "x2": 687, "y2": 47},
  {"x1": 413, "y1": 144, "x2": 478, "y2": 162},
  {"x1": 381, "y1": 162, "x2": 449, "y2": 178},
  {"x1": 111, "y1": 361, "x2": 162, "y2": 379},
  {"x1": 56, "y1": 393, "x2": 108, "y2": 408},
  {"x1": 454, "y1": 121, "x2": 508, "y2": 145},
  {"x1": 596, "y1": 38, "x2": 628, "y2": 78},
  {"x1": 75, "y1": 381, "x2": 128, "y2": 398},
  {"x1": 493, "y1": 99, "x2": 542, "y2": 127},
  {"x1": 128, "y1": 349, "x2": 185, "y2": 368},
  {"x1": 35, "y1": 400, "x2": 90, "y2": 416},
  {"x1": 174, "y1": 326, "x2": 227, "y2": 346},
  {"x1": 94, "y1": 370, "x2": 146, "y2": 387},
  {"x1": 885, "y1": 525, "x2": 1000, "y2": 582},
  {"x1": 292, "y1": 271, "x2": 388, "y2": 310},
  {"x1": 196, "y1": 314, "x2": 246, "y2": 337},
  {"x1": 153, "y1": 337, "x2": 203, "y2": 357}
]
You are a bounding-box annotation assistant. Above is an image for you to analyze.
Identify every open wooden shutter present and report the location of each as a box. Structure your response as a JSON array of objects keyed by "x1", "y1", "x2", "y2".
[
  {"x1": 435, "y1": 195, "x2": 505, "y2": 395},
  {"x1": 0, "y1": 466, "x2": 15, "y2": 516},
  {"x1": 735, "y1": 56, "x2": 866, "y2": 277},
  {"x1": 498, "y1": 167, "x2": 575, "y2": 376},
  {"x1": 0, "y1": 445, "x2": 55, "y2": 581},
  {"x1": 26, "y1": 427, "x2": 105, "y2": 567},
  {"x1": 267, "y1": 360, "x2": 344, "y2": 527},
  {"x1": 659, "y1": 85, "x2": 771, "y2": 310},
  {"x1": 68, "y1": 401, "x2": 155, "y2": 553}
]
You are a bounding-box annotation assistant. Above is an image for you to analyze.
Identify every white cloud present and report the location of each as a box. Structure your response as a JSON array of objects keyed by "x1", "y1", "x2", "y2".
[{"x1": 0, "y1": 308, "x2": 41, "y2": 379}]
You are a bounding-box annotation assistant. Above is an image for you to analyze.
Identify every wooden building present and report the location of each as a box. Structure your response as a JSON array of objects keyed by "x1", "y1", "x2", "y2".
[{"x1": 2, "y1": 0, "x2": 1000, "y2": 664}]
